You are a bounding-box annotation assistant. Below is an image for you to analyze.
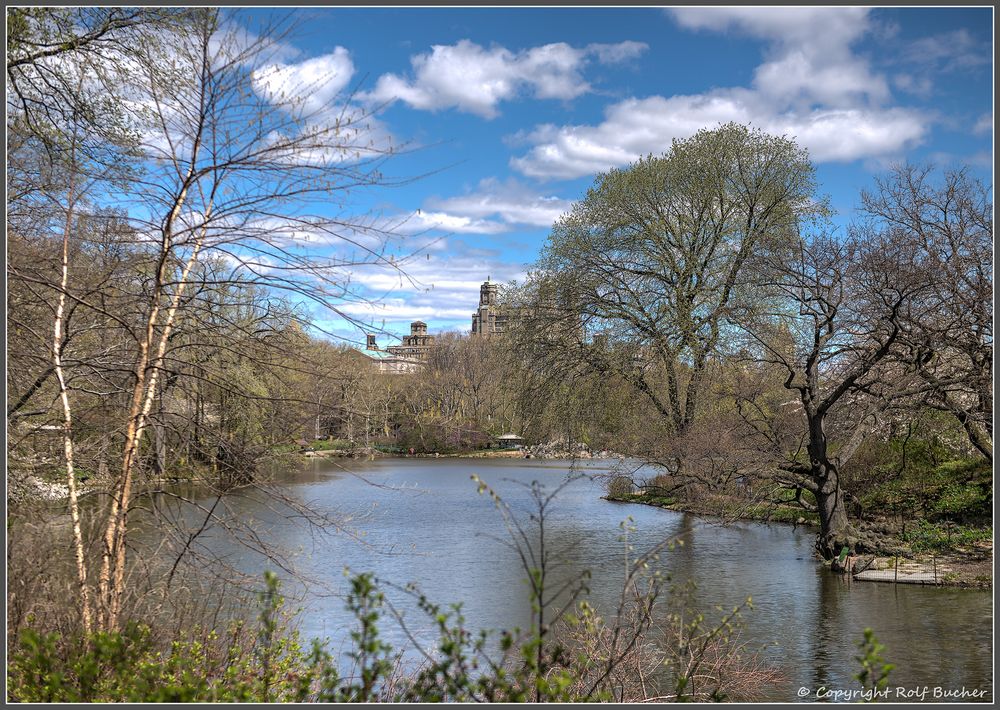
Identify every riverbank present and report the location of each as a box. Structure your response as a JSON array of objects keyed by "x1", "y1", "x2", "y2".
[
  {"x1": 291, "y1": 442, "x2": 628, "y2": 461},
  {"x1": 605, "y1": 490, "x2": 821, "y2": 527},
  {"x1": 606, "y1": 491, "x2": 992, "y2": 589}
]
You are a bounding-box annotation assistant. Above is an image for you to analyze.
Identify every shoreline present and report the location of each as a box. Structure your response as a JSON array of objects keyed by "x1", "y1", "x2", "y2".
[
  {"x1": 606, "y1": 493, "x2": 992, "y2": 589},
  {"x1": 604, "y1": 492, "x2": 821, "y2": 530},
  {"x1": 297, "y1": 447, "x2": 626, "y2": 461}
]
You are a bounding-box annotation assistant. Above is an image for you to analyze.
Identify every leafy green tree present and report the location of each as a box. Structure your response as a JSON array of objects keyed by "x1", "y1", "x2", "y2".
[{"x1": 529, "y1": 123, "x2": 824, "y2": 441}]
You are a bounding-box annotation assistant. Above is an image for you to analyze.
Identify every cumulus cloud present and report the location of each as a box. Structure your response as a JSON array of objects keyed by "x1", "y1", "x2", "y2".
[
  {"x1": 365, "y1": 39, "x2": 647, "y2": 118},
  {"x1": 671, "y1": 7, "x2": 888, "y2": 109},
  {"x1": 244, "y1": 48, "x2": 402, "y2": 166},
  {"x1": 512, "y1": 94, "x2": 926, "y2": 179},
  {"x1": 972, "y1": 113, "x2": 992, "y2": 136},
  {"x1": 401, "y1": 211, "x2": 510, "y2": 235},
  {"x1": 512, "y1": 8, "x2": 930, "y2": 179},
  {"x1": 668, "y1": 7, "x2": 871, "y2": 47},
  {"x1": 358, "y1": 180, "x2": 575, "y2": 237},
  {"x1": 249, "y1": 49, "x2": 396, "y2": 167}
]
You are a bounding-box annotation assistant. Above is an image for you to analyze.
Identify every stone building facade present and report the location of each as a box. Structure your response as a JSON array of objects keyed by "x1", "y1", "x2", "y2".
[
  {"x1": 471, "y1": 279, "x2": 512, "y2": 336},
  {"x1": 365, "y1": 321, "x2": 436, "y2": 373}
]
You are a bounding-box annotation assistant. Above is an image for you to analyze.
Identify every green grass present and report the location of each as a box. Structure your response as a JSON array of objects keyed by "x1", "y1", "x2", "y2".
[
  {"x1": 901, "y1": 520, "x2": 992, "y2": 552},
  {"x1": 761, "y1": 506, "x2": 820, "y2": 526},
  {"x1": 862, "y1": 458, "x2": 992, "y2": 525},
  {"x1": 310, "y1": 439, "x2": 354, "y2": 452}
]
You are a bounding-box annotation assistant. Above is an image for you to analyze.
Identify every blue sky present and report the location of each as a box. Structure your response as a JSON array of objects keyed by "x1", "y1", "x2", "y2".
[{"x1": 234, "y1": 6, "x2": 993, "y2": 346}]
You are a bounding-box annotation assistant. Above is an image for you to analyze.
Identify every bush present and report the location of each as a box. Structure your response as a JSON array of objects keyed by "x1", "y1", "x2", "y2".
[
  {"x1": 861, "y1": 457, "x2": 992, "y2": 524},
  {"x1": 605, "y1": 475, "x2": 634, "y2": 498},
  {"x1": 932, "y1": 482, "x2": 991, "y2": 523},
  {"x1": 7, "y1": 574, "x2": 315, "y2": 702}
]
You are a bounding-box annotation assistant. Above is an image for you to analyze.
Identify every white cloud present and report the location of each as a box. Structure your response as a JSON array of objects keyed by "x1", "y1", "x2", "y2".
[
  {"x1": 258, "y1": 106, "x2": 396, "y2": 167},
  {"x1": 926, "y1": 149, "x2": 993, "y2": 169},
  {"x1": 512, "y1": 92, "x2": 927, "y2": 179},
  {"x1": 671, "y1": 7, "x2": 885, "y2": 108},
  {"x1": 365, "y1": 39, "x2": 647, "y2": 118},
  {"x1": 901, "y1": 29, "x2": 991, "y2": 73},
  {"x1": 425, "y1": 178, "x2": 574, "y2": 229},
  {"x1": 208, "y1": 19, "x2": 302, "y2": 70},
  {"x1": 251, "y1": 47, "x2": 356, "y2": 116},
  {"x1": 357, "y1": 180, "x2": 575, "y2": 238},
  {"x1": 752, "y1": 50, "x2": 889, "y2": 107},
  {"x1": 893, "y1": 73, "x2": 934, "y2": 98},
  {"x1": 586, "y1": 40, "x2": 648, "y2": 65},
  {"x1": 403, "y1": 211, "x2": 509, "y2": 235},
  {"x1": 512, "y1": 8, "x2": 930, "y2": 179},
  {"x1": 972, "y1": 113, "x2": 992, "y2": 136},
  {"x1": 338, "y1": 299, "x2": 475, "y2": 322},
  {"x1": 667, "y1": 7, "x2": 871, "y2": 49},
  {"x1": 768, "y1": 108, "x2": 926, "y2": 162}
]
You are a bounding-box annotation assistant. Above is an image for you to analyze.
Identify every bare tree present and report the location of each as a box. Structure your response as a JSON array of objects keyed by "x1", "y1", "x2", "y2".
[
  {"x1": 860, "y1": 165, "x2": 993, "y2": 461},
  {"x1": 739, "y1": 230, "x2": 928, "y2": 559}
]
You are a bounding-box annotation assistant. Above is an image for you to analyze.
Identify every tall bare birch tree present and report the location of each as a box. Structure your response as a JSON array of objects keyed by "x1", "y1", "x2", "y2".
[
  {"x1": 89, "y1": 9, "x2": 403, "y2": 631},
  {"x1": 8, "y1": 8, "x2": 408, "y2": 633}
]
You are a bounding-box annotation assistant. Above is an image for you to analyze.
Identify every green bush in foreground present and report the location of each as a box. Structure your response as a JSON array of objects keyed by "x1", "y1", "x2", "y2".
[
  {"x1": 854, "y1": 628, "x2": 895, "y2": 701},
  {"x1": 6, "y1": 570, "x2": 602, "y2": 703}
]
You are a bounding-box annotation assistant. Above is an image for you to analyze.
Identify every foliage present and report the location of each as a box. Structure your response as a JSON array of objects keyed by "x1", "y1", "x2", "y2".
[
  {"x1": 7, "y1": 568, "x2": 777, "y2": 703},
  {"x1": 861, "y1": 455, "x2": 992, "y2": 526},
  {"x1": 854, "y1": 628, "x2": 895, "y2": 701}
]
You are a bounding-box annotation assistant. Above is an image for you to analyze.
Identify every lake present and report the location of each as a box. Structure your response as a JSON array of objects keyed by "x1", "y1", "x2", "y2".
[{"x1": 134, "y1": 457, "x2": 992, "y2": 702}]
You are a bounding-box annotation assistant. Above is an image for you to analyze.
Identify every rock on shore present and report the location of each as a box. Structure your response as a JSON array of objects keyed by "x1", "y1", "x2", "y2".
[
  {"x1": 8, "y1": 474, "x2": 71, "y2": 504},
  {"x1": 523, "y1": 441, "x2": 625, "y2": 460}
]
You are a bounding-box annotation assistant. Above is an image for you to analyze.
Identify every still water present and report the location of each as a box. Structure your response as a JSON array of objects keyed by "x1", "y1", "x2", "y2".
[{"x1": 140, "y1": 457, "x2": 992, "y2": 702}]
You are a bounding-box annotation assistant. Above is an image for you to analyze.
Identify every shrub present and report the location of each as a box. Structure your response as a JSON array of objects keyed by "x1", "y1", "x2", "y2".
[{"x1": 605, "y1": 475, "x2": 634, "y2": 498}]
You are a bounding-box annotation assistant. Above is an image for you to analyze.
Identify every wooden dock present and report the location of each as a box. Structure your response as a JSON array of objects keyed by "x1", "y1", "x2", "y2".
[{"x1": 853, "y1": 570, "x2": 939, "y2": 585}]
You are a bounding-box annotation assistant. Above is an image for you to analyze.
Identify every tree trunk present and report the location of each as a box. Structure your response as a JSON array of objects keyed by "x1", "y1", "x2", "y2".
[
  {"x1": 814, "y1": 462, "x2": 868, "y2": 569},
  {"x1": 153, "y1": 418, "x2": 167, "y2": 477},
  {"x1": 807, "y1": 413, "x2": 859, "y2": 563},
  {"x1": 53, "y1": 155, "x2": 93, "y2": 634}
]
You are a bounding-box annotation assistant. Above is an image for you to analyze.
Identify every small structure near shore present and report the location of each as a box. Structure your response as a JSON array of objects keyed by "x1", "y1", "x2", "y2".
[{"x1": 496, "y1": 433, "x2": 525, "y2": 449}]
